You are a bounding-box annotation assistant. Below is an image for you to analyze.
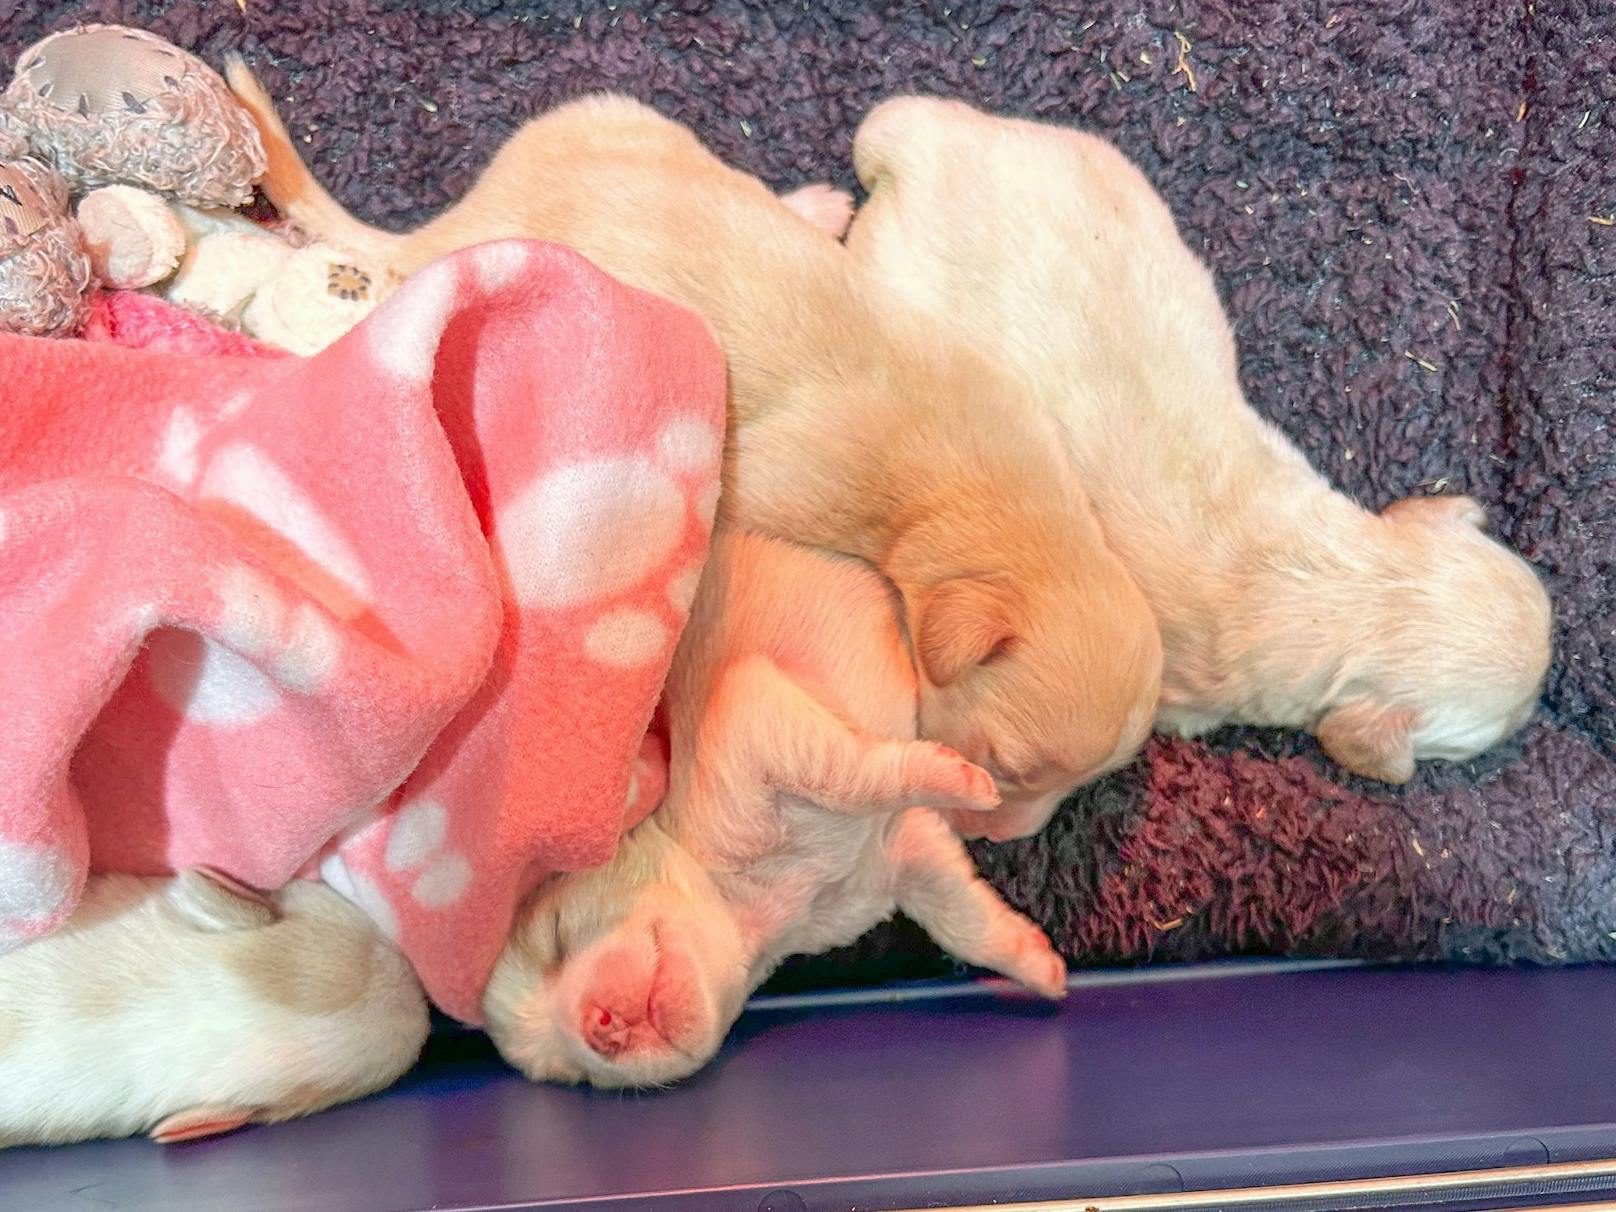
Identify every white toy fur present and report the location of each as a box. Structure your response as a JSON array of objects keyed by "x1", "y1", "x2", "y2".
[{"x1": 74, "y1": 182, "x2": 384, "y2": 352}]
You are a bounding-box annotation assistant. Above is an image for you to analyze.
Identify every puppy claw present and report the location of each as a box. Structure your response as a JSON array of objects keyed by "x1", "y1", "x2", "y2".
[{"x1": 1030, "y1": 949, "x2": 1069, "y2": 1001}]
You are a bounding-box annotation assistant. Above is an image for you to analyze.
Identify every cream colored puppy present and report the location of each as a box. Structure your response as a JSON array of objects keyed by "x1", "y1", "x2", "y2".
[
  {"x1": 0, "y1": 870, "x2": 428, "y2": 1148},
  {"x1": 484, "y1": 529, "x2": 1067, "y2": 1088},
  {"x1": 0, "y1": 534, "x2": 1065, "y2": 1133},
  {"x1": 227, "y1": 64, "x2": 1162, "y2": 836},
  {"x1": 840, "y1": 98, "x2": 1552, "y2": 785}
]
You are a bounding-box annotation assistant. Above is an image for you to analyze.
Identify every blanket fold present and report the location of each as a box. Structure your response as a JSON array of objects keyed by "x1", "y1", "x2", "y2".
[{"x1": 0, "y1": 239, "x2": 727, "y2": 1021}]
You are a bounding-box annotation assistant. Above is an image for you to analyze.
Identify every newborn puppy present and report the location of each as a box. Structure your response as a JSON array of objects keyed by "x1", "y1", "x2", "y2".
[
  {"x1": 0, "y1": 537, "x2": 1058, "y2": 1123},
  {"x1": 483, "y1": 530, "x2": 1067, "y2": 1088},
  {"x1": 842, "y1": 99, "x2": 1552, "y2": 785},
  {"x1": 227, "y1": 65, "x2": 1162, "y2": 836},
  {"x1": 0, "y1": 870, "x2": 428, "y2": 1148}
]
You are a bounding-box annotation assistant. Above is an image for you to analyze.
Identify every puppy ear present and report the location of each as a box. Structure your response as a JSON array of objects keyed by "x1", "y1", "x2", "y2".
[
  {"x1": 916, "y1": 579, "x2": 1017, "y2": 687},
  {"x1": 168, "y1": 867, "x2": 279, "y2": 932},
  {"x1": 1381, "y1": 494, "x2": 1487, "y2": 529},
  {"x1": 1315, "y1": 699, "x2": 1418, "y2": 783}
]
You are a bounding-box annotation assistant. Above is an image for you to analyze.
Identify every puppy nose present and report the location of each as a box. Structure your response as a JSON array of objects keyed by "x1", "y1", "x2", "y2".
[{"x1": 583, "y1": 1005, "x2": 631, "y2": 1057}]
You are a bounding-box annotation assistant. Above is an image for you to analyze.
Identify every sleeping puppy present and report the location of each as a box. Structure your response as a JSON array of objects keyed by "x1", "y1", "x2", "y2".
[
  {"x1": 0, "y1": 533, "x2": 1065, "y2": 1130},
  {"x1": 483, "y1": 529, "x2": 1067, "y2": 1087},
  {"x1": 838, "y1": 98, "x2": 1552, "y2": 786},
  {"x1": 226, "y1": 64, "x2": 1162, "y2": 837},
  {"x1": 0, "y1": 870, "x2": 428, "y2": 1148}
]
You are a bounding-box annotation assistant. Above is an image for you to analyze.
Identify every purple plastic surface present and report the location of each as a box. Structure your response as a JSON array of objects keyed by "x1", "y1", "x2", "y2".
[{"x1": 4, "y1": 961, "x2": 1615, "y2": 1211}]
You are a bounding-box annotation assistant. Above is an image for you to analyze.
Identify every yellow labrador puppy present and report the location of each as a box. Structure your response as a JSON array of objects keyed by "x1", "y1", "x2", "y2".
[
  {"x1": 840, "y1": 98, "x2": 1551, "y2": 787},
  {"x1": 226, "y1": 65, "x2": 1161, "y2": 837}
]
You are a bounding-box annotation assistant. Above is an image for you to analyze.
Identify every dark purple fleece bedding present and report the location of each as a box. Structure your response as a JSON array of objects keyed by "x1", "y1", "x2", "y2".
[{"x1": 5, "y1": 0, "x2": 1611, "y2": 989}]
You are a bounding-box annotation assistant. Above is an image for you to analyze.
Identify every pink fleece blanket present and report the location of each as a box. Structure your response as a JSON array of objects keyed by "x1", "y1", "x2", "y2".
[{"x1": 0, "y1": 241, "x2": 726, "y2": 1021}]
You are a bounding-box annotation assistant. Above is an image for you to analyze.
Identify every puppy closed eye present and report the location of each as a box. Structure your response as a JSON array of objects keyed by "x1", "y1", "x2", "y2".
[{"x1": 984, "y1": 749, "x2": 1023, "y2": 791}]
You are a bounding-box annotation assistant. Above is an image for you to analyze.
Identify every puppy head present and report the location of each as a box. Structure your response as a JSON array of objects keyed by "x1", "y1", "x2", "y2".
[
  {"x1": 1316, "y1": 495, "x2": 1551, "y2": 782},
  {"x1": 915, "y1": 564, "x2": 1161, "y2": 840},
  {"x1": 484, "y1": 823, "x2": 752, "y2": 1089},
  {"x1": 483, "y1": 719, "x2": 1007, "y2": 1086}
]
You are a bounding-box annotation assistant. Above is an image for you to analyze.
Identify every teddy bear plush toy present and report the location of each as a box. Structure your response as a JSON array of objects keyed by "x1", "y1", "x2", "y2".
[{"x1": 0, "y1": 24, "x2": 384, "y2": 352}]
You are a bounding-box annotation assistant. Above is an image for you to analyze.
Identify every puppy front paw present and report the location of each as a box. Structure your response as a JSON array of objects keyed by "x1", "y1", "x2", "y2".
[
  {"x1": 899, "y1": 741, "x2": 1000, "y2": 812},
  {"x1": 779, "y1": 183, "x2": 855, "y2": 239},
  {"x1": 1000, "y1": 920, "x2": 1067, "y2": 1000}
]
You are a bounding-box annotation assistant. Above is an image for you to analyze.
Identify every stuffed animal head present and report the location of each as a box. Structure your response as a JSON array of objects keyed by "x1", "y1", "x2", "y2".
[
  {"x1": 0, "y1": 155, "x2": 90, "y2": 335},
  {"x1": 6, "y1": 25, "x2": 265, "y2": 207}
]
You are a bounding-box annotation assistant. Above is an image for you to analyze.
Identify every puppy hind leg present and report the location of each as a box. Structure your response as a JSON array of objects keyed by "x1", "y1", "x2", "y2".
[
  {"x1": 713, "y1": 656, "x2": 999, "y2": 816},
  {"x1": 150, "y1": 1105, "x2": 259, "y2": 1144},
  {"x1": 888, "y1": 809, "x2": 1067, "y2": 999}
]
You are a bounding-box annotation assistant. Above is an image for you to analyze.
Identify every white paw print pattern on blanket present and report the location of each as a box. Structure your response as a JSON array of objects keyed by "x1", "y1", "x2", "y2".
[
  {"x1": 1, "y1": 238, "x2": 725, "y2": 1025},
  {"x1": 325, "y1": 240, "x2": 726, "y2": 1021},
  {"x1": 383, "y1": 800, "x2": 471, "y2": 908},
  {"x1": 341, "y1": 383, "x2": 721, "y2": 1017},
  {"x1": 0, "y1": 838, "x2": 77, "y2": 949}
]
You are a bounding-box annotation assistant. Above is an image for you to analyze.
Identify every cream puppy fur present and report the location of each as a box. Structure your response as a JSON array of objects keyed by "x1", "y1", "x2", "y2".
[
  {"x1": 483, "y1": 529, "x2": 1067, "y2": 1088},
  {"x1": 227, "y1": 64, "x2": 1162, "y2": 837},
  {"x1": 0, "y1": 534, "x2": 1065, "y2": 1137},
  {"x1": 839, "y1": 98, "x2": 1552, "y2": 785},
  {"x1": 0, "y1": 870, "x2": 428, "y2": 1148}
]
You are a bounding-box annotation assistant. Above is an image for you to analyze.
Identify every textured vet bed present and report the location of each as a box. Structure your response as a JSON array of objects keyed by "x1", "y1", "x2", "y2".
[{"x1": 4, "y1": 1, "x2": 1611, "y2": 987}]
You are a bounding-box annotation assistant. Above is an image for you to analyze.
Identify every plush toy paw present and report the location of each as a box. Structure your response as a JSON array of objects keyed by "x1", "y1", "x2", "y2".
[
  {"x1": 76, "y1": 184, "x2": 187, "y2": 288},
  {"x1": 166, "y1": 229, "x2": 292, "y2": 322},
  {"x1": 242, "y1": 243, "x2": 381, "y2": 355}
]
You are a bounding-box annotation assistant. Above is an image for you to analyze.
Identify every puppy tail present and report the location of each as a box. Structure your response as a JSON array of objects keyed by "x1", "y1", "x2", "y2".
[{"x1": 225, "y1": 56, "x2": 403, "y2": 264}]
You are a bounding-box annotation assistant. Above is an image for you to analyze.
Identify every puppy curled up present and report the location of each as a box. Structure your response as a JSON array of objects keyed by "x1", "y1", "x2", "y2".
[
  {"x1": 0, "y1": 531, "x2": 1063, "y2": 1139},
  {"x1": 227, "y1": 63, "x2": 1162, "y2": 838},
  {"x1": 0, "y1": 870, "x2": 429, "y2": 1147},
  {"x1": 840, "y1": 98, "x2": 1553, "y2": 787}
]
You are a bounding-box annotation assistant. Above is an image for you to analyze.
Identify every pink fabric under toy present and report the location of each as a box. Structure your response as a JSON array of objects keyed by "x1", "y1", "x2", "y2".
[
  {"x1": 81, "y1": 289, "x2": 290, "y2": 360},
  {"x1": 0, "y1": 240, "x2": 726, "y2": 1021}
]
